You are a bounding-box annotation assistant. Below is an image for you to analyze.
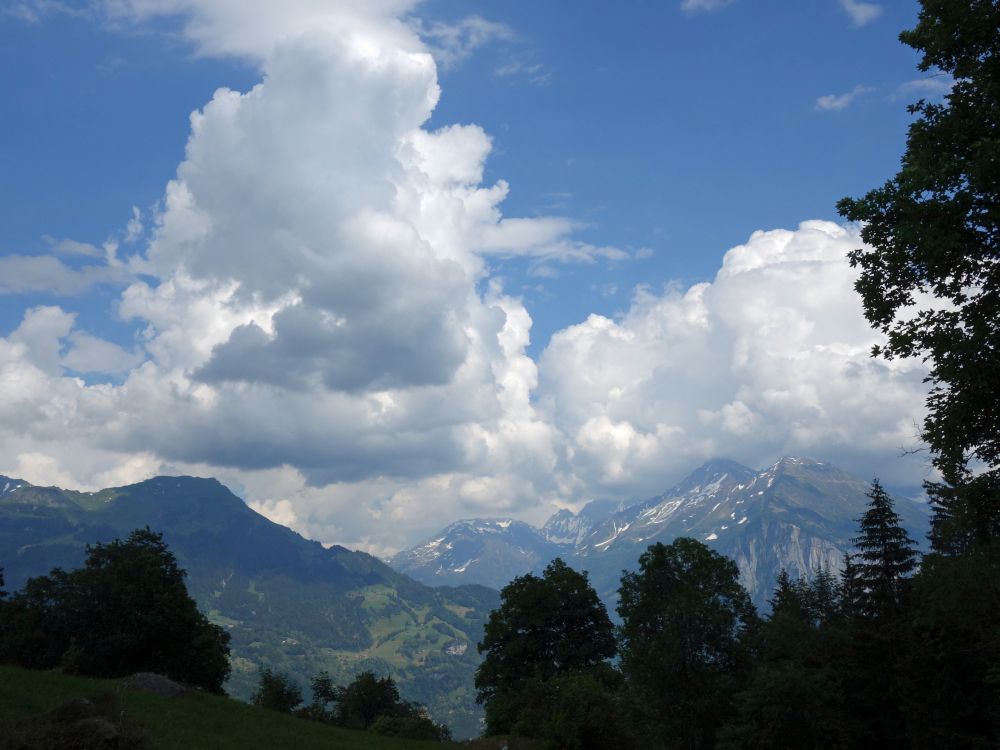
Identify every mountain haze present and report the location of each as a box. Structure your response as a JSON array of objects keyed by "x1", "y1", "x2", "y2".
[
  {"x1": 389, "y1": 518, "x2": 564, "y2": 590},
  {"x1": 0, "y1": 476, "x2": 497, "y2": 738}
]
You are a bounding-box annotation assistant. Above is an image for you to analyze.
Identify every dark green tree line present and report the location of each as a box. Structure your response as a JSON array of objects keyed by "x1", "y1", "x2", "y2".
[
  {"x1": 836, "y1": 3, "x2": 1000, "y2": 746},
  {"x1": 0, "y1": 528, "x2": 230, "y2": 692},
  {"x1": 251, "y1": 667, "x2": 451, "y2": 741}
]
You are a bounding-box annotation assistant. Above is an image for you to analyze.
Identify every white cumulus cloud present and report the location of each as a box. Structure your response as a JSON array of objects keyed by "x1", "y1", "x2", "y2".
[
  {"x1": 0, "y1": 2, "x2": 931, "y2": 555},
  {"x1": 537, "y1": 221, "x2": 929, "y2": 498}
]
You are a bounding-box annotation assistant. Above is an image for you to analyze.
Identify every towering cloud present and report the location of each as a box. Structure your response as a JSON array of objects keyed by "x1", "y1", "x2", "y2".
[{"x1": 0, "y1": 1, "x2": 930, "y2": 554}]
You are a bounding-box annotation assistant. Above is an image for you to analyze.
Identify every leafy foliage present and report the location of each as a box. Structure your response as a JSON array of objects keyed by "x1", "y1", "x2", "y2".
[
  {"x1": 719, "y1": 570, "x2": 853, "y2": 749},
  {"x1": 255, "y1": 668, "x2": 453, "y2": 742},
  {"x1": 0, "y1": 528, "x2": 231, "y2": 692},
  {"x1": 333, "y1": 671, "x2": 407, "y2": 730},
  {"x1": 252, "y1": 668, "x2": 303, "y2": 713},
  {"x1": 617, "y1": 539, "x2": 757, "y2": 749},
  {"x1": 475, "y1": 558, "x2": 616, "y2": 737},
  {"x1": 836, "y1": 0, "x2": 1000, "y2": 545},
  {"x1": 496, "y1": 667, "x2": 635, "y2": 750},
  {"x1": 903, "y1": 542, "x2": 1000, "y2": 749}
]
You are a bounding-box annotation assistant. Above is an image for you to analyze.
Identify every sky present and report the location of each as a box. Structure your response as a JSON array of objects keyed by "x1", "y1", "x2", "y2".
[{"x1": 0, "y1": 0, "x2": 947, "y2": 555}]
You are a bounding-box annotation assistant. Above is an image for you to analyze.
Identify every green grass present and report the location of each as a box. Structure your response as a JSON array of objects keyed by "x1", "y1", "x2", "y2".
[{"x1": 0, "y1": 665, "x2": 454, "y2": 749}]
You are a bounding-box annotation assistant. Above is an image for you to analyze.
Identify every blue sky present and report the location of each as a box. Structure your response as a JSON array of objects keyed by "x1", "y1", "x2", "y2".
[
  {"x1": 0, "y1": 1, "x2": 939, "y2": 552},
  {"x1": 2, "y1": 0, "x2": 927, "y2": 349}
]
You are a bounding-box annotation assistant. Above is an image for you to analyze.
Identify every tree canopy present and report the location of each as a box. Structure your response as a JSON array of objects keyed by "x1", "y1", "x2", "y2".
[
  {"x1": 837, "y1": 0, "x2": 1000, "y2": 546},
  {"x1": 617, "y1": 538, "x2": 757, "y2": 750},
  {"x1": 0, "y1": 528, "x2": 231, "y2": 692},
  {"x1": 475, "y1": 558, "x2": 616, "y2": 736},
  {"x1": 853, "y1": 480, "x2": 921, "y2": 620}
]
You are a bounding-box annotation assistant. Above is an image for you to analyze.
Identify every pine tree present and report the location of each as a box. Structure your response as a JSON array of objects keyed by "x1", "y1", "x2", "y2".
[
  {"x1": 853, "y1": 479, "x2": 920, "y2": 620},
  {"x1": 846, "y1": 480, "x2": 921, "y2": 749}
]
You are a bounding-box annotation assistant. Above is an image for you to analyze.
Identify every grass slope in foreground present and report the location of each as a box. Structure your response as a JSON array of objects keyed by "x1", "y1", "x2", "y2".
[{"x1": 0, "y1": 665, "x2": 542, "y2": 750}]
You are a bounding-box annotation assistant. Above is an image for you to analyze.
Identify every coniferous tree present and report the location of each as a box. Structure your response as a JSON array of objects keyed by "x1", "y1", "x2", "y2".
[
  {"x1": 853, "y1": 479, "x2": 920, "y2": 620},
  {"x1": 846, "y1": 481, "x2": 921, "y2": 749},
  {"x1": 838, "y1": 553, "x2": 863, "y2": 621},
  {"x1": 719, "y1": 571, "x2": 853, "y2": 749}
]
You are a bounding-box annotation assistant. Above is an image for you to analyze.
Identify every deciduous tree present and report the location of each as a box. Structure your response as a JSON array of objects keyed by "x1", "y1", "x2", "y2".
[
  {"x1": 617, "y1": 539, "x2": 756, "y2": 749},
  {"x1": 0, "y1": 528, "x2": 231, "y2": 692},
  {"x1": 475, "y1": 558, "x2": 616, "y2": 736},
  {"x1": 837, "y1": 0, "x2": 1000, "y2": 547}
]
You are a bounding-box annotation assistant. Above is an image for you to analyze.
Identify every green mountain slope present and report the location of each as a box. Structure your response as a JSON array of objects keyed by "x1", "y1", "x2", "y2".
[{"x1": 0, "y1": 476, "x2": 498, "y2": 738}]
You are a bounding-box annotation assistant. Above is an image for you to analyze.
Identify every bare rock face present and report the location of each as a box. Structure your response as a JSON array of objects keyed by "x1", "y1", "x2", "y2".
[{"x1": 125, "y1": 672, "x2": 189, "y2": 696}]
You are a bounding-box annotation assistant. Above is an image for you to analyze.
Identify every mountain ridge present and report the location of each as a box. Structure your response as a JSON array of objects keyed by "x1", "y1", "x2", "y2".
[
  {"x1": 0, "y1": 474, "x2": 497, "y2": 738},
  {"x1": 389, "y1": 456, "x2": 930, "y2": 608}
]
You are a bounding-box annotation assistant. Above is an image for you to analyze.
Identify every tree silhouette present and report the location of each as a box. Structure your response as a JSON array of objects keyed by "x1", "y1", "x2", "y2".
[
  {"x1": 476, "y1": 558, "x2": 615, "y2": 735},
  {"x1": 617, "y1": 539, "x2": 757, "y2": 749}
]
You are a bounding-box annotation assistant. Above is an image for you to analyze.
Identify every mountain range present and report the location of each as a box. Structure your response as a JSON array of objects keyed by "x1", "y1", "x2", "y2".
[
  {"x1": 0, "y1": 475, "x2": 496, "y2": 738},
  {"x1": 0, "y1": 457, "x2": 931, "y2": 736},
  {"x1": 390, "y1": 457, "x2": 931, "y2": 608}
]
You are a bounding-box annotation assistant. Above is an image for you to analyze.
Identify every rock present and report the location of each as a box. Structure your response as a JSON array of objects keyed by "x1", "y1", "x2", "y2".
[{"x1": 124, "y1": 672, "x2": 188, "y2": 696}]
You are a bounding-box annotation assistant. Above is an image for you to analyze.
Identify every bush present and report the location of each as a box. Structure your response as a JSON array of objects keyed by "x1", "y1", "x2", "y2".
[
  {"x1": 251, "y1": 668, "x2": 302, "y2": 713},
  {"x1": 0, "y1": 692, "x2": 150, "y2": 750},
  {"x1": 370, "y1": 715, "x2": 452, "y2": 742}
]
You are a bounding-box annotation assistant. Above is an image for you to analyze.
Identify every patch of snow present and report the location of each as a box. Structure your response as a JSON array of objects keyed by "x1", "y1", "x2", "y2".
[
  {"x1": 496, "y1": 519, "x2": 512, "y2": 529},
  {"x1": 452, "y1": 558, "x2": 478, "y2": 573},
  {"x1": 711, "y1": 502, "x2": 721, "y2": 512},
  {"x1": 641, "y1": 499, "x2": 683, "y2": 525},
  {"x1": 738, "y1": 516, "x2": 748, "y2": 525},
  {"x1": 706, "y1": 533, "x2": 718, "y2": 541},
  {"x1": 595, "y1": 521, "x2": 632, "y2": 550}
]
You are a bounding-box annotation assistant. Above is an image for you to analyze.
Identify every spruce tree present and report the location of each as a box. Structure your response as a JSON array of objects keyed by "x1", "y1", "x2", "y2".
[
  {"x1": 853, "y1": 479, "x2": 920, "y2": 620},
  {"x1": 847, "y1": 480, "x2": 921, "y2": 749}
]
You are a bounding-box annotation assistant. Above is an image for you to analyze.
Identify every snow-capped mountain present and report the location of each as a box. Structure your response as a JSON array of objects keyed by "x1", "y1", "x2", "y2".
[
  {"x1": 576, "y1": 459, "x2": 758, "y2": 555},
  {"x1": 575, "y1": 456, "x2": 930, "y2": 605},
  {"x1": 388, "y1": 457, "x2": 930, "y2": 609},
  {"x1": 541, "y1": 498, "x2": 626, "y2": 547},
  {"x1": 389, "y1": 518, "x2": 566, "y2": 590}
]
